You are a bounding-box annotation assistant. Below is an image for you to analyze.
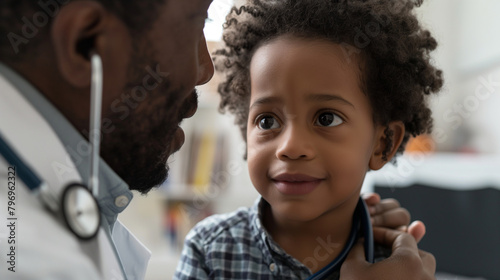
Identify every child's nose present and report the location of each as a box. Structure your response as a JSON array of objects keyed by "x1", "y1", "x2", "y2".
[{"x1": 275, "y1": 125, "x2": 316, "y2": 161}]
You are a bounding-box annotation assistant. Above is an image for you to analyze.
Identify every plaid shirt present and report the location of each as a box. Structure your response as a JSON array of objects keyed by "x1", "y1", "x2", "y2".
[{"x1": 174, "y1": 197, "x2": 390, "y2": 280}]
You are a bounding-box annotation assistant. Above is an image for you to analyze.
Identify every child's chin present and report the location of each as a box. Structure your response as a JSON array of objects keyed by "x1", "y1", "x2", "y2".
[{"x1": 273, "y1": 203, "x2": 325, "y2": 222}]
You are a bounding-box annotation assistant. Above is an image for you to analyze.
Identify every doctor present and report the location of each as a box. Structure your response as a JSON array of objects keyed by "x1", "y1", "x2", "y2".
[{"x1": 0, "y1": 0, "x2": 433, "y2": 279}]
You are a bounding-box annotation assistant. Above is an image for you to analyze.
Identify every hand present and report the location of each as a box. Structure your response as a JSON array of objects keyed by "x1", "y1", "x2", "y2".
[
  {"x1": 340, "y1": 227, "x2": 436, "y2": 280},
  {"x1": 363, "y1": 193, "x2": 426, "y2": 242}
]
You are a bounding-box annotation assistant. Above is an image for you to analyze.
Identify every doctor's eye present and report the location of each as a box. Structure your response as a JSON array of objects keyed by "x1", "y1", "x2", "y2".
[
  {"x1": 257, "y1": 115, "x2": 281, "y2": 130},
  {"x1": 315, "y1": 112, "x2": 343, "y2": 127}
]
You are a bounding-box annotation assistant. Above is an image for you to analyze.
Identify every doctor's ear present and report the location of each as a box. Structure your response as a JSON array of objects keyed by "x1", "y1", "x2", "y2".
[
  {"x1": 50, "y1": 1, "x2": 106, "y2": 87},
  {"x1": 51, "y1": 1, "x2": 131, "y2": 88},
  {"x1": 369, "y1": 121, "x2": 405, "y2": 170}
]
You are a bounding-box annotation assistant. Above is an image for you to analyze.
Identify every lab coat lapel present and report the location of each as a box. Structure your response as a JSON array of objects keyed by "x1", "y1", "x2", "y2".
[
  {"x1": 0, "y1": 74, "x2": 126, "y2": 280},
  {"x1": 113, "y1": 220, "x2": 152, "y2": 280}
]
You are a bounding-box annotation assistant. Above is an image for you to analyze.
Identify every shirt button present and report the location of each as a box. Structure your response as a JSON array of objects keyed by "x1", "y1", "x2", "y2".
[
  {"x1": 269, "y1": 263, "x2": 276, "y2": 272},
  {"x1": 114, "y1": 195, "x2": 129, "y2": 208}
]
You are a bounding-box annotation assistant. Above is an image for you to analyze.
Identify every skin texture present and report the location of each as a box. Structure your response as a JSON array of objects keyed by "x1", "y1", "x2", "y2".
[
  {"x1": 247, "y1": 36, "x2": 405, "y2": 272},
  {"x1": 9, "y1": 0, "x2": 215, "y2": 193}
]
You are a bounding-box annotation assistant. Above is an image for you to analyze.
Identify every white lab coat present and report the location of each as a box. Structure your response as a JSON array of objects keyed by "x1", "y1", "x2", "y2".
[{"x1": 0, "y1": 72, "x2": 150, "y2": 279}]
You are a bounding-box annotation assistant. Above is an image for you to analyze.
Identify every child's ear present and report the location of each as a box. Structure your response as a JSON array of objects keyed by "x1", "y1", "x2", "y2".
[{"x1": 369, "y1": 121, "x2": 405, "y2": 170}]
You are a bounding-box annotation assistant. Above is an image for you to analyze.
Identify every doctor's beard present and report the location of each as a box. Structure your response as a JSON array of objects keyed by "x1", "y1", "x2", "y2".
[{"x1": 99, "y1": 49, "x2": 199, "y2": 194}]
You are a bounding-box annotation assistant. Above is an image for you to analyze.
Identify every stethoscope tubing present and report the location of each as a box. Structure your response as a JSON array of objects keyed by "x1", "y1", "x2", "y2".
[
  {"x1": 0, "y1": 131, "x2": 43, "y2": 191},
  {"x1": 359, "y1": 198, "x2": 375, "y2": 263},
  {"x1": 89, "y1": 53, "x2": 103, "y2": 198},
  {"x1": 307, "y1": 198, "x2": 375, "y2": 280}
]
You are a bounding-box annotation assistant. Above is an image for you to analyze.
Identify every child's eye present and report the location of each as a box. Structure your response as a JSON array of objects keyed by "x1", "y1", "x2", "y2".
[
  {"x1": 315, "y1": 112, "x2": 343, "y2": 127},
  {"x1": 257, "y1": 115, "x2": 281, "y2": 130}
]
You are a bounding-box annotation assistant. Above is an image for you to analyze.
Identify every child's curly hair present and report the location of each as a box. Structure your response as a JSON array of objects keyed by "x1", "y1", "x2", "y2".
[{"x1": 214, "y1": 0, "x2": 443, "y2": 161}]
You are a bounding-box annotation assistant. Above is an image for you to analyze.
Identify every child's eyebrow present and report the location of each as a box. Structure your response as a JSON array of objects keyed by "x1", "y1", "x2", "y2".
[
  {"x1": 307, "y1": 93, "x2": 355, "y2": 108},
  {"x1": 249, "y1": 96, "x2": 282, "y2": 110},
  {"x1": 249, "y1": 94, "x2": 355, "y2": 110}
]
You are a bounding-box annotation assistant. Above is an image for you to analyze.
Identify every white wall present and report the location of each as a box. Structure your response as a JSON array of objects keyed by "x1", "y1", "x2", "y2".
[{"x1": 419, "y1": 0, "x2": 500, "y2": 153}]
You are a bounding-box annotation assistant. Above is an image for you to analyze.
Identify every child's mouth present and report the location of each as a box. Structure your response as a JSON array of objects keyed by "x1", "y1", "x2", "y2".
[{"x1": 271, "y1": 173, "x2": 324, "y2": 195}]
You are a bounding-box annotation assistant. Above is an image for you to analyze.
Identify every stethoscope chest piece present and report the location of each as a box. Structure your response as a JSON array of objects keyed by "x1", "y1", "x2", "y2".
[
  {"x1": 0, "y1": 53, "x2": 104, "y2": 241},
  {"x1": 61, "y1": 184, "x2": 100, "y2": 240}
]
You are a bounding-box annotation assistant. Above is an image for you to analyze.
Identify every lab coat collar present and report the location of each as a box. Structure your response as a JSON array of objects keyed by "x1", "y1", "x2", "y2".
[
  {"x1": 113, "y1": 221, "x2": 152, "y2": 280},
  {"x1": 0, "y1": 70, "x2": 128, "y2": 280},
  {"x1": 0, "y1": 64, "x2": 151, "y2": 280},
  {"x1": 0, "y1": 63, "x2": 133, "y2": 227}
]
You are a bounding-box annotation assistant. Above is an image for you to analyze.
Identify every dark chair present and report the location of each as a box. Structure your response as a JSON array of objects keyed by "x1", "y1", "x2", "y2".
[{"x1": 375, "y1": 184, "x2": 500, "y2": 280}]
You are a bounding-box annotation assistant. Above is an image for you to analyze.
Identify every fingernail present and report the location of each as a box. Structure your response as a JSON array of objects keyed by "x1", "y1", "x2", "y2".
[
  {"x1": 369, "y1": 206, "x2": 376, "y2": 214},
  {"x1": 370, "y1": 217, "x2": 375, "y2": 225}
]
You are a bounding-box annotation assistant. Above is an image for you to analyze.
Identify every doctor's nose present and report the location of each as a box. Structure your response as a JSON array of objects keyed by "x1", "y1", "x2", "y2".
[
  {"x1": 196, "y1": 35, "x2": 215, "y2": 85},
  {"x1": 276, "y1": 126, "x2": 316, "y2": 161}
]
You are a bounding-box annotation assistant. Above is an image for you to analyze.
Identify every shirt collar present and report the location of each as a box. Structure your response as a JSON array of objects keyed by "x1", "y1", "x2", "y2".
[
  {"x1": 0, "y1": 63, "x2": 133, "y2": 227},
  {"x1": 251, "y1": 196, "x2": 363, "y2": 279},
  {"x1": 251, "y1": 198, "x2": 311, "y2": 273}
]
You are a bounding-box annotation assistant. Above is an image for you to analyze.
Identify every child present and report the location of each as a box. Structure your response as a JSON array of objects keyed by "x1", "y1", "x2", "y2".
[{"x1": 175, "y1": 0, "x2": 443, "y2": 279}]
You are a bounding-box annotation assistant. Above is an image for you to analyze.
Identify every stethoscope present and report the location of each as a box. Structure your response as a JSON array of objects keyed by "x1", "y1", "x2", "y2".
[
  {"x1": 0, "y1": 53, "x2": 104, "y2": 240},
  {"x1": 309, "y1": 197, "x2": 374, "y2": 280},
  {"x1": 358, "y1": 197, "x2": 375, "y2": 263}
]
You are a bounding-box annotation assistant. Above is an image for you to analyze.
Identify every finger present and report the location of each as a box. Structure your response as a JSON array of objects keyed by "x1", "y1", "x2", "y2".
[
  {"x1": 373, "y1": 198, "x2": 401, "y2": 214},
  {"x1": 371, "y1": 207, "x2": 411, "y2": 228},
  {"x1": 341, "y1": 240, "x2": 369, "y2": 280},
  {"x1": 396, "y1": 225, "x2": 408, "y2": 232},
  {"x1": 419, "y1": 249, "x2": 437, "y2": 275},
  {"x1": 343, "y1": 239, "x2": 368, "y2": 266},
  {"x1": 373, "y1": 227, "x2": 419, "y2": 254},
  {"x1": 362, "y1": 193, "x2": 381, "y2": 207},
  {"x1": 408, "y1": 220, "x2": 426, "y2": 243}
]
